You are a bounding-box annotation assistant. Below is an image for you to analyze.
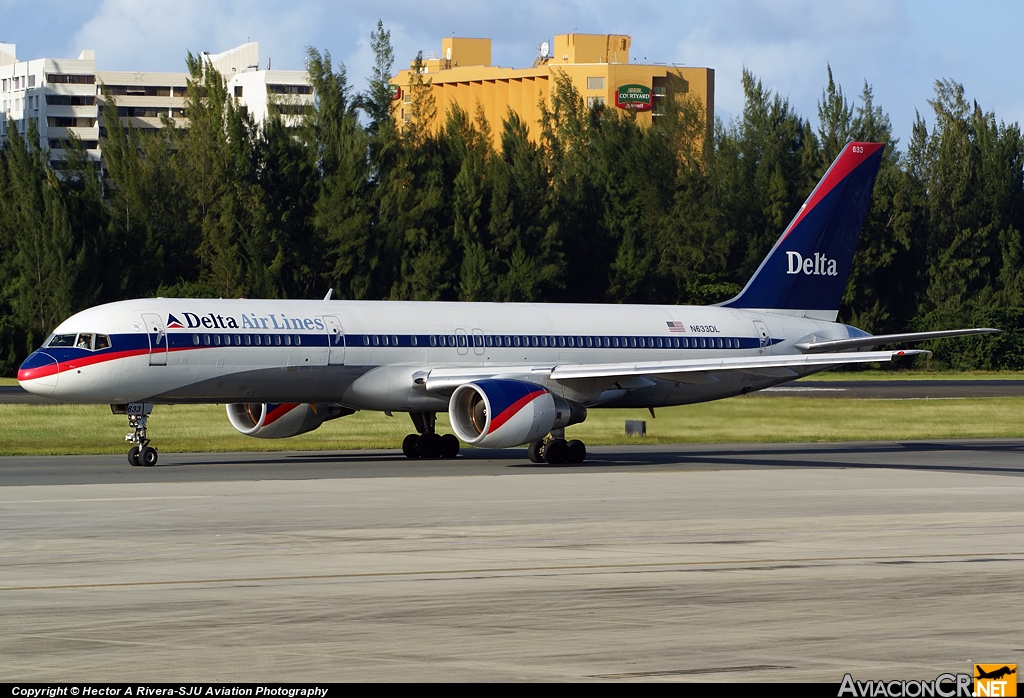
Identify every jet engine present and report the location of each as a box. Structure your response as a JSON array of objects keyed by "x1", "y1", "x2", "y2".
[
  {"x1": 448, "y1": 379, "x2": 586, "y2": 448},
  {"x1": 226, "y1": 402, "x2": 354, "y2": 439}
]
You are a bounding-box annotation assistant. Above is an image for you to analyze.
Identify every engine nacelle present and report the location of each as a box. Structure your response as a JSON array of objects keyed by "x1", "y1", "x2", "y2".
[
  {"x1": 226, "y1": 402, "x2": 353, "y2": 439},
  {"x1": 449, "y1": 379, "x2": 586, "y2": 448}
]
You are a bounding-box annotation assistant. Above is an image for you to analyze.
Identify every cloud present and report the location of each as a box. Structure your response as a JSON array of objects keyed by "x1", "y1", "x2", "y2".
[{"x1": 53, "y1": 0, "x2": 1022, "y2": 143}]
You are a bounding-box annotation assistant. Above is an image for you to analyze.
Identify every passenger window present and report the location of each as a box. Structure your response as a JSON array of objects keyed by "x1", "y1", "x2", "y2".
[
  {"x1": 541, "y1": 336, "x2": 548, "y2": 347},
  {"x1": 94, "y1": 334, "x2": 111, "y2": 350},
  {"x1": 284, "y1": 335, "x2": 292, "y2": 346},
  {"x1": 656, "y1": 338, "x2": 663, "y2": 348},
  {"x1": 559, "y1": 336, "x2": 565, "y2": 347},
  {"x1": 223, "y1": 334, "x2": 231, "y2": 345},
  {"x1": 430, "y1": 335, "x2": 437, "y2": 346},
  {"x1": 254, "y1": 335, "x2": 261, "y2": 346},
  {"x1": 264, "y1": 335, "x2": 271, "y2": 345},
  {"x1": 513, "y1": 336, "x2": 521, "y2": 347},
  {"x1": 214, "y1": 335, "x2": 222, "y2": 346},
  {"x1": 203, "y1": 334, "x2": 211, "y2": 346},
  {"x1": 412, "y1": 336, "x2": 419, "y2": 346},
  {"x1": 275, "y1": 335, "x2": 282, "y2": 346},
  {"x1": 244, "y1": 335, "x2": 251, "y2": 346},
  {"x1": 193, "y1": 335, "x2": 200, "y2": 346},
  {"x1": 485, "y1": 336, "x2": 493, "y2": 347},
  {"x1": 392, "y1": 335, "x2": 399, "y2": 346},
  {"x1": 717, "y1": 338, "x2": 723, "y2": 348},
  {"x1": 448, "y1": 335, "x2": 456, "y2": 346},
  {"x1": 504, "y1": 336, "x2": 511, "y2": 346},
  {"x1": 77, "y1": 333, "x2": 93, "y2": 349},
  {"x1": 363, "y1": 336, "x2": 370, "y2": 346}
]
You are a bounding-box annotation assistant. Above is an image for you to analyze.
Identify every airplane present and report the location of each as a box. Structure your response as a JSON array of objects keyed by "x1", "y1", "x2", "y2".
[
  {"x1": 976, "y1": 666, "x2": 1016, "y2": 681},
  {"x1": 17, "y1": 142, "x2": 997, "y2": 467}
]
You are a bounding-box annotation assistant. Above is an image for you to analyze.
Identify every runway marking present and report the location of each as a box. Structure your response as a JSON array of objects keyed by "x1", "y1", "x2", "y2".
[{"x1": 2, "y1": 550, "x2": 1022, "y2": 592}]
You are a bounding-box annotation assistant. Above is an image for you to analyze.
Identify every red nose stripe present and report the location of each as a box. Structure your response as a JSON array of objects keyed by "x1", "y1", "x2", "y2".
[{"x1": 19, "y1": 348, "x2": 152, "y2": 381}]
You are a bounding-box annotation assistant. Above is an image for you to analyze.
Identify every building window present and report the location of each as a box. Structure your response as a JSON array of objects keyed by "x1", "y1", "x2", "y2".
[
  {"x1": 46, "y1": 74, "x2": 95, "y2": 85},
  {"x1": 234, "y1": 86, "x2": 243, "y2": 98},
  {"x1": 28, "y1": 75, "x2": 36, "y2": 87},
  {"x1": 586, "y1": 77, "x2": 605, "y2": 90},
  {"x1": 653, "y1": 86, "x2": 667, "y2": 96},
  {"x1": 587, "y1": 96, "x2": 605, "y2": 108},
  {"x1": 267, "y1": 84, "x2": 312, "y2": 95}
]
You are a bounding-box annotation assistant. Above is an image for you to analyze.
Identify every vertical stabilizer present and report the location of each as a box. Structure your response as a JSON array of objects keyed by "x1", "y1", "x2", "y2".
[{"x1": 722, "y1": 142, "x2": 885, "y2": 320}]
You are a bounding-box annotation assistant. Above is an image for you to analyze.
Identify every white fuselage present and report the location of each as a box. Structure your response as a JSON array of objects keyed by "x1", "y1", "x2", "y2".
[{"x1": 19, "y1": 298, "x2": 859, "y2": 411}]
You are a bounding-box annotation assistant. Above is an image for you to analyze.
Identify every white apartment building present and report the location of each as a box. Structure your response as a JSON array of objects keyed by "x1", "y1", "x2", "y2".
[
  {"x1": 0, "y1": 43, "x2": 101, "y2": 166},
  {"x1": 0, "y1": 41, "x2": 312, "y2": 168},
  {"x1": 203, "y1": 43, "x2": 313, "y2": 126}
]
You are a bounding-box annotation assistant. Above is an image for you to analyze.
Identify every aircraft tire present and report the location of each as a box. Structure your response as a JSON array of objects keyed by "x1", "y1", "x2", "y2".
[
  {"x1": 402, "y1": 433, "x2": 420, "y2": 459},
  {"x1": 567, "y1": 440, "x2": 586, "y2": 464},
  {"x1": 416, "y1": 433, "x2": 442, "y2": 459},
  {"x1": 527, "y1": 440, "x2": 545, "y2": 463},
  {"x1": 140, "y1": 446, "x2": 158, "y2": 467},
  {"x1": 439, "y1": 433, "x2": 460, "y2": 459},
  {"x1": 544, "y1": 438, "x2": 568, "y2": 465},
  {"x1": 128, "y1": 446, "x2": 141, "y2": 467}
]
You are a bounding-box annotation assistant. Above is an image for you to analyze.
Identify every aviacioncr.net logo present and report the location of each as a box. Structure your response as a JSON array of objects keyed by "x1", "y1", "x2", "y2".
[{"x1": 838, "y1": 673, "x2": 973, "y2": 697}]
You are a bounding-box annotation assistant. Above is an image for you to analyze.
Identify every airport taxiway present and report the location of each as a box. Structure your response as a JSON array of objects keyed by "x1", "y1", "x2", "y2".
[{"x1": 2, "y1": 442, "x2": 1022, "y2": 682}]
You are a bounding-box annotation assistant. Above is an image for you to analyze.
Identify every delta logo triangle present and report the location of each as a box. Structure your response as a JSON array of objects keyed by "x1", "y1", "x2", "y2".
[{"x1": 166, "y1": 314, "x2": 185, "y2": 329}]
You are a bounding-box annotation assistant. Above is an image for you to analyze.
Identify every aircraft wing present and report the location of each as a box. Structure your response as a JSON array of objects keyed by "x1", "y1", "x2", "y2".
[
  {"x1": 423, "y1": 349, "x2": 928, "y2": 392},
  {"x1": 796, "y1": 328, "x2": 999, "y2": 353}
]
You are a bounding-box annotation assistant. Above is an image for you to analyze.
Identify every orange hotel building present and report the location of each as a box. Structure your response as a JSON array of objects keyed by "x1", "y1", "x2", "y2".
[{"x1": 391, "y1": 33, "x2": 714, "y2": 147}]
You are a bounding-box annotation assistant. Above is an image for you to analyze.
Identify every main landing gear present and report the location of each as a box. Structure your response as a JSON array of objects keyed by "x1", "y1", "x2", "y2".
[
  {"x1": 403, "y1": 412, "x2": 460, "y2": 460},
  {"x1": 122, "y1": 402, "x2": 158, "y2": 467},
  {"x1": 528, "y1": 429, "x2": 586, "y2": 465}
]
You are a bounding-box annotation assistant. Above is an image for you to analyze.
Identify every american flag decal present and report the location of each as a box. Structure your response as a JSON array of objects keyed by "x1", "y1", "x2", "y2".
[{"x1": 667, "y1": 321, "x2": 686, "y2": 333}]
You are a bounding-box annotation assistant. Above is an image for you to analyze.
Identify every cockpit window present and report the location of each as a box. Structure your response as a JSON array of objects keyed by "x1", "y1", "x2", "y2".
[
  {"x1": 77, "y1": 333, "x2": 94, "y2": 349},
  {"x1": 48, "y1": 334, "x2": 77, "y2": 347},
  {"x1": 94, "y1": 334, "x2": 111, "y2": 350}
]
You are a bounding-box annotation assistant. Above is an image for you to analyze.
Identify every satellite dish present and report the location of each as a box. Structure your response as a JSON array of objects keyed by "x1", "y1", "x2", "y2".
[{"x1": 541, "y1": 41, "x2": 549, "y2": 57}]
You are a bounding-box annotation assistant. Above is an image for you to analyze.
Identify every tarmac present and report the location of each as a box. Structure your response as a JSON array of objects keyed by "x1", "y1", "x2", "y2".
[{"x1": 2, "y1": 441, "x2": 1022, "y2": 682}]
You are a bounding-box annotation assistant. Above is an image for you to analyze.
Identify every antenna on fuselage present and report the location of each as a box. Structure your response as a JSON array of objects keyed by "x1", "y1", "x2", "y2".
[{"x1": 323, "y1": 288, "x2": 333, "y2": 301}]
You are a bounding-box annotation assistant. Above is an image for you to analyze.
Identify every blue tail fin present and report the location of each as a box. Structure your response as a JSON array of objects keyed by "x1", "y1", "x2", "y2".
[{"x1": 722, "y1": 142, "x2": 885, "y2": 320}]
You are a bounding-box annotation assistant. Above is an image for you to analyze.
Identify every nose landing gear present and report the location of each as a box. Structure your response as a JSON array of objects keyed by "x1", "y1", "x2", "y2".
[{"x1": 119, "y1": 403, "x2": 158, "y2": 467}]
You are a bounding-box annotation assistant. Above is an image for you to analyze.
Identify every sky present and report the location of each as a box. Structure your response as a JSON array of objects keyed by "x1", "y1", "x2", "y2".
[{"x1": 3, "y1": 0, "x2": 1022, "y2": 146}]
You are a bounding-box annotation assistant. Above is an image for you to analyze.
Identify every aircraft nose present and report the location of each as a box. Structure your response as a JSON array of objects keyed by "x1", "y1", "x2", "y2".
[{"x1": 18, "y1": 351, "x2": 59, "y2": 396}]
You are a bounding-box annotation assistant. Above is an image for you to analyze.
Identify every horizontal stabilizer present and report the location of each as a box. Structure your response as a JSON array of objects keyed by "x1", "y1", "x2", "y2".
[{"x1": 796, "y1": 328, "x2": 1000, "y2": 354}]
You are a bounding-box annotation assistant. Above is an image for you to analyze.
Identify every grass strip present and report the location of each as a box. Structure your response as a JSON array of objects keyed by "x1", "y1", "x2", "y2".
[{"x1": 1, "y1": 396, "x2": 1022, "y2": 456}]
